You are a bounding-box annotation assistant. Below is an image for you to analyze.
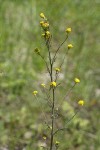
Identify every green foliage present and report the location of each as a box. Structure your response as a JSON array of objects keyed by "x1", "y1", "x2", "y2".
[{"x1": 0, "y1": 0, "x2": 99, "y2": 149}]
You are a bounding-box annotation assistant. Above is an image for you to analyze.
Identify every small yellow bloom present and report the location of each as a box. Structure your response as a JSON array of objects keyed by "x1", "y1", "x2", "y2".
[
  {"x1": 78, "y1": 100, "x2": 84, "y2": 106},
  {"x1": 55, "y1": 141, "x2": 60, "y2": 145},
  {"x1": 40, "y1": 13, "x2": 45, "y2": 19},
  {"x1": 49, "y1": 126, "x2": 52, "y2": 130},
  {"x1": 46, "y1": 31, "x2": 50, "y2": 35},
  {"x1": 50, "y1": 81, "x2": 56, "y2": 87},
  {"x1": 55, "y1": 67, "x2": 60, "y2": 72},
  {"x1": 43, "y1": 22, "x2": 49, "y2": 28},
  {"x1": 43, "y1": 136, "x2": 47, "y2": 140},
  {"x1": 32, "y1": 90, "x2": 38, "y2": 96},
  {"x1": 40, "y1": 21, "x2": 44, "y2": 25},
  {"x1": 41, "y1": 83, "x2": 45, "y2": 88},
  {"x1": 40, "y1": 22, "x2": 49, "y2": 28},
  {"x1": 66, "y1": 27, "x2": 71, "y2": 33},
  {"x1": 45, "y1": 31, "x2": 51, "y2": 39},
  {"x1": 41, "y1": 33, "x2": 45, "y2": 37},
  {"x1": 68, "y1": 44, "x2": 73, "y2": 49},
  {"x1": 74, "y1": 78, "x2": 80, "y2": 83}
]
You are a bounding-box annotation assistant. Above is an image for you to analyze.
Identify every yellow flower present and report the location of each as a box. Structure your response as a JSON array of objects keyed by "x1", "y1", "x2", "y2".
[
  {"x1": 40, "y1": 22, "x2": 49, "y2": 28},
  {"x1": 78, "y1": 100, "x2": 84, "y2": 106},
  {"x1": 50, "y1": 81, "x2": 57, "y2": 87},
  {"x1": 49, "y1": 126, "x2": 52, "y2": 130},
  {"x1": 46, "y1": 31, "x2": 50, "y2": 35},
  {"x1": 40, "y1": 13, "x2": 45, "y2": 19},
  {"x1": 74, "y1": 78, "x2": 80, "y2": 83},
  {"x1": 32, "y1": 90, "x2": 38, "y2": 96},
  {"x1": 66, "y1": 27, "x2": 71, "y2": 33},
  {"x1": 55, "y1": 141, "x2": 60, "y2": 145},
  {"x1": 41, "y1": 33, "x2": 45, "y2": 37},
  {"x1": 43, "y1": 136, "x2": 47, "y2": 140},
  {"x1": 43, "y1": 22, "x2": 49, "y2": 28},
  {"x1": 40, "y1": 21, "x2": 44, "y2": 25},
  {"x1": 34, "y1": 48, "x2": 40, "y2": 55},
  {"x1": 68, "y1": 44, "x2": 73, "y2": 49},
  {"x1": 55, "y1": 67, "x2": 60, "y2": 72},
  {"x1": 46, "y1": 31, "x2": 51, "y2": 39},
  {"x1": 41, "y1": 83, "x2": 45, "y2": 88}
]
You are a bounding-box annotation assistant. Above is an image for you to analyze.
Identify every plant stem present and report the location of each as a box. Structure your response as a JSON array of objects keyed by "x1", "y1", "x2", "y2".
[
  {"x1": 53, "y1": 110, "x2": 79, "y2": 135},
  {"x1": 46, "y1": 40, "x2": 52, "y2": 80},
  {"x1": 46, "y1": 38, "x2": 55, "y2": 150},
  {"x1": 50, "y1": 88, "x2": 55, "y2": 150},
  {"x1": 52, "y1": 35, "x2": 68, "y2": 64}
]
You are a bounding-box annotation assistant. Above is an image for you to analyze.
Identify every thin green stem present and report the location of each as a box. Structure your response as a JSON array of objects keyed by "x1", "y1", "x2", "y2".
[
  {"x1": 39, "y1": 53, "x2": 51, "y2": 76},
  {"x1": 52, "y1": 35, "x2": 68, "y2": 65},
  {"x1": 46, "y1": 40, "x2": 53, "y2": 81},
  {"x1": 53, "y1": 110, "x2": 79, "y2": 135},
  {"x1": 43, "y1": 88, "x2": 52, "y2": 107},
  {"x1": 45, "y1": 38, "x2": 55, "y2": 150},
  {"x1": 57, "y1": 83, "x2": 76, "y2": 110},
  {"x1": 35, "y1": 96, "x2": 48, "y2": 124},
  {"x1": 50, "y1": 88, "x2": 55, "y2": 150},
  {"x1": 59, "y1": 49, "x2": 69, "y2": 68}
]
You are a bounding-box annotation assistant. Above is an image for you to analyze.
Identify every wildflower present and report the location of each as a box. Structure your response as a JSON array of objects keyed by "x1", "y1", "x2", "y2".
[
  {"x1": 55, "y1": 67, "x2": 60, "y2": 72},
  {"x1": 40, "y1": 13, "x2": 45, "y2": 19},
  {"x1": 49, "y1": 126, "x2": 52, "y2": 130},
  {"x1": 56, "y1": 141, "x2": 60, "y2": 144},
  {"x1": 74, "y1": 78, "x2": 80, "y2": 83},
  {"x1": 43, "y1": 136, "x2": 47, "y2": 140},
  {"x1": 32, "y1": 90, "x2": 38, "y2": 96},
  {"x1": 46, "y1": 31, "x2": 50, "y2": 35},
  {"x1": 55, "y1": 141, "x2": 60, "y2": 148},
  {"x1": 40, "y1": 21, "x2": 49, "y2": 28},
  {"x1": 34, "y1": 48, "x2": 40, "y2": 55},
  {"x1": 41, "y1": 83, "x2": 45, "y2": 88},
  {"x1": 68, "y1": 44, "x2": 73, "y2": 49},
  {"x1": 78, "y1": 100, "x2": 84, "y2": 106},
  {"x1": 40, "y1": 21, "x2": 44, "y2": 25},
  {"x1": 46, "y1": 31, "x2": 50, "y2": 39},
  {"x1": 66, "y1": 27, "x2": 71, "y2": 33},
  {"x1": 43, "y1": 22, "x2": 49, "y2": 28},
  {"x1": 50, "y1": 81, "x2": 57, "y2": 87}
]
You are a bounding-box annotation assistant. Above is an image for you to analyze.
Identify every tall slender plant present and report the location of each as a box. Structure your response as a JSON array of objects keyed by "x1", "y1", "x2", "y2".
[{"x1": 33, "y1": 13, "x2": 84, "y2": 150}]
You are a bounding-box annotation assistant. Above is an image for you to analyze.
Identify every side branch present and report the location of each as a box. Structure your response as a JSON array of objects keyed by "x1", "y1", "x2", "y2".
[
  {"x1": 46, "y1": 40, "x2": 53, "y2": 81},
  {"x1": 53, "y1": 110, "x2": 79, "y2": 135},
  {"x1": 52, "y1": 35, "x2": 68, "y2": 64},
  {"x1": 39, "y1": 54, "x2": 51, "y2": 75}
]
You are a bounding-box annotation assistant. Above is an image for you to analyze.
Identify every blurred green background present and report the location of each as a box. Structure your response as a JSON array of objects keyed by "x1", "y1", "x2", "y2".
[{"x1": 0, "y1": 0, "x2": 100, "y2": 149}]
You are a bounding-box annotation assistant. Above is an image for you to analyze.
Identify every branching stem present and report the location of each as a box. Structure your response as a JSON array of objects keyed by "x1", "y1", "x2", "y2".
[{"x1": 52, "y1": 35, "x2": 68, "y2": 64}]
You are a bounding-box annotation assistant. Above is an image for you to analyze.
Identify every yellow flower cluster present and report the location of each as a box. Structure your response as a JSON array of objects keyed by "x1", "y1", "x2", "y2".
[
  {"x1": 32, "y1": 91, "x2": 38, "y2": 96},
  {"x1": 40, "y1": 21, "x2": 49, "y2": 28},
  {"x1": 78, "y1": 100, "x2": 84, "y2": 106},
  {"x1": 42, "y1": 31, "x2": 51, "y2": 39},
  {"x1": 50, "y1": 81, "x2": 57, "y2": 87},
  {"x1": 74, "y1": 78, "x2": 80, "y2": 83},
  {"x1": 40, "y1": 13, "x2": 51, "y2": 40}
]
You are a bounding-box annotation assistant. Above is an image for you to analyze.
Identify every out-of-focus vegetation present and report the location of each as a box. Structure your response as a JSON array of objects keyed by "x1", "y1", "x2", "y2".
[{"x1": 0, "y1": 0, "x2": 100, "y2": 149}]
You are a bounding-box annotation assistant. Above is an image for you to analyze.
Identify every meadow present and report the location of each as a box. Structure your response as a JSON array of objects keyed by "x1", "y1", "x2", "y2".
[{"x1": 0, "y1": 0, "x2": 100, "y2": 149}]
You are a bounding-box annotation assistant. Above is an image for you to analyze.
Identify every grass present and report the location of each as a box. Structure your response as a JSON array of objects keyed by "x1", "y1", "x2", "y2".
[{"x1": 0, "y1": 0, "x2": 100, "y2": 149}]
